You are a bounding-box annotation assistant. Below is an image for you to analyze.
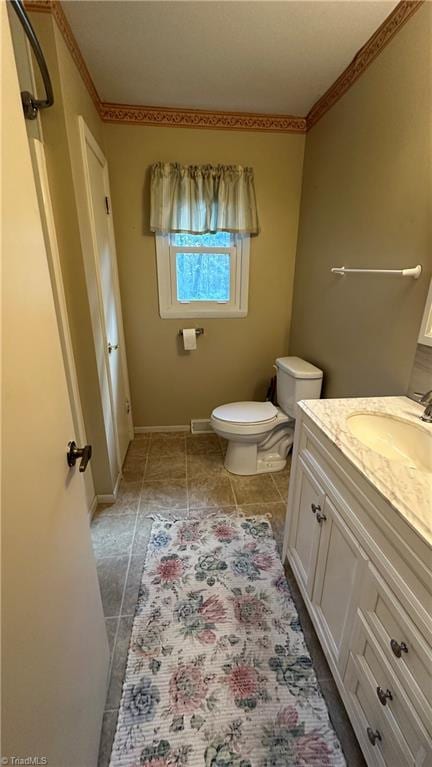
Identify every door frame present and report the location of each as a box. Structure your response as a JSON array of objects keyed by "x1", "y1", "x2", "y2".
[
  {"x1": 30, "y1": 137, "x2": 97, "y2": 514},
  {"x1": 9, "y1": 4, "x2": 98, "y2": 514},
  {"x1": 78, "y1": 116, "x2": 134, "y2": 477}
]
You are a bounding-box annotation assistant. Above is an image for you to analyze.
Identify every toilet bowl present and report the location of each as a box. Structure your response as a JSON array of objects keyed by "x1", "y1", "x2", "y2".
[
  {"x1": 211, "y1": 357, "x2": 323, "y2": 475},
  {"x1": 211, "y1": 401, "x2": 293, "y2": 475}
]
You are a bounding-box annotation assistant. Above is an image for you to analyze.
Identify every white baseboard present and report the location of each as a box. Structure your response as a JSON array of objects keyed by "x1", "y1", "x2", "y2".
[
  {"x1": 134, "y1": 425, "x2": 190, "y2": 433},
  {"x1": 97, "y1": 493, "x2": 116, "y2": 504},
  {"x1": 96, "y1": 472, "x2": 122, "y2": 505},
  {"x1": 191, "y1": 418, "x2": 213, "y2": 434}
]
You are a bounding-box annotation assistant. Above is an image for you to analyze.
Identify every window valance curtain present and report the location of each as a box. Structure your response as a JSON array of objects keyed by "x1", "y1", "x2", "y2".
[{"x1": 150, "y1": 162, "x2": 259, "y2": 235}]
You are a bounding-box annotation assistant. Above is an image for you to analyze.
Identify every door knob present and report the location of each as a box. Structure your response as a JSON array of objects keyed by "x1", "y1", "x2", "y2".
[
  {"x1": 366, "y1": 727, "x2": 382, "y2": 746},
  {"x1": 376, "y1": 686, "x2": 393, "y2": 706},
  {"x1": 108, "y1": 342, "x2": 119, "y2": 354},
  {"x1": 67, "y1": 441, "x2": 92, "y2": 472},
  {"x1": 390, "y1": 639, "x2": 408, "y2": 658}
]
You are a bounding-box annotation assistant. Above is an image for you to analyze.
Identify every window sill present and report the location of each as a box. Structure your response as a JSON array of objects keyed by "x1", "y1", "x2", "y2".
[{"x1": 159, "y1": 308, "x2": 248, "y2": 319}]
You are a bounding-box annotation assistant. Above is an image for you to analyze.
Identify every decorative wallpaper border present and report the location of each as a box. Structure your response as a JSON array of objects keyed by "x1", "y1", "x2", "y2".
[
  {"x1": 99, "y1": 102, "x2": 307, "y2": 133},
  {"x1": 307, "y1": 0, "x2": 424, "y2": 128},
  {"x1": 24, "y1": 0, "x2": 423, "y2": 133},
  {"x1": 23, "y1": 0, "x2": 52, "y2": 11}
]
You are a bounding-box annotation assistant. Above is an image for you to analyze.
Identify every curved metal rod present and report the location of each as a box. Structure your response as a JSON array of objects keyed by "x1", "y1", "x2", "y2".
[{"x1": 10, "y1": 0, "x2": 54, "y2": 119}]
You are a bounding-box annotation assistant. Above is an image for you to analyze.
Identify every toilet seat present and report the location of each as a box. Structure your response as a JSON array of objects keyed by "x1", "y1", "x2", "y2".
[
  {"x1": 212, "y1": 401, "x2": 278, "y2": 425},
  {"x1": 211, "y1": 401, "x2": 283, "y2": 438}
]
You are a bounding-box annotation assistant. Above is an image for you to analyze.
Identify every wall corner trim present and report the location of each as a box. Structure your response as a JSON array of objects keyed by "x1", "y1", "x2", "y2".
[
  {"x1": 306, "y1": 0, "x2": 424, "y2": 128},
  {"x1": 89, "y1": 494, "x2": 98, "y2": 518}
]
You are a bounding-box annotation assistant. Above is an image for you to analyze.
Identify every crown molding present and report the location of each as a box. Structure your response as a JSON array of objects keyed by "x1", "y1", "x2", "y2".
[
  {"x1": 307, "y1": 0, "x2": 424, "y2": 128},
  {"x1": 23, "y1": 0, "x2": 52, "y2": 11},
  {"x1": 99, "y1": 102, "x2": 307, "y2": 133},
  {"x1": 25, "y1": 0, "x2": 424, "y2": 134}
]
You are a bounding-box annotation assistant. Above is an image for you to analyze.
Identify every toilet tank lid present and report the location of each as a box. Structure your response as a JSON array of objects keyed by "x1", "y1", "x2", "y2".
[{"x1": 276, "y1": 356, "x2": 323, "y2": 380}]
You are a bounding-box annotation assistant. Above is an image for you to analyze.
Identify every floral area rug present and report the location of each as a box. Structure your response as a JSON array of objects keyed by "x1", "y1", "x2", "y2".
[{"x1": 109, "y1": 511, "x2": 346, "y2": 767}]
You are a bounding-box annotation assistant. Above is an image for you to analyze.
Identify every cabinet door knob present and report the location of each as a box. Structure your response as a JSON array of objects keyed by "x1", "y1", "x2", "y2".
[
  {"x1": 311, "y1": 503, "x2": 321, "y2": 514},
  {"x1": 390, "y1": 639, "x2": 408, "y2": 658},
  {"x1": 316, "y1": 511, "x2": 326, "y2": 524},
  {"x1": 108, "y1": 342, "x2": 119, "y2": 354},
  {"x1": 376, "y1": 686, "x2": 393, "y2": 706},
  {"x1": 366, "y1": 727, "x2": 382, "y2": 746}
]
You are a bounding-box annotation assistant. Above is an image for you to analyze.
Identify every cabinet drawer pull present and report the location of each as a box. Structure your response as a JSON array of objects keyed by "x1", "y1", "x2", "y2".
[
  {"x1": 366, "y1": 727, "x2": 382, "y2": 746},
  {"x1": 390, "y1": 639, "x2": 408, "y2": 658},
  {"x1": 311, "y1": 503, "x2": 321, "y2": 514},
  {"x1": 376, "y1": 686, "x2": 393, "y2": 706}
]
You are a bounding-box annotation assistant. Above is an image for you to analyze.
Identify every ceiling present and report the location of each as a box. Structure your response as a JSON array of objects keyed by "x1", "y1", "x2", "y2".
[{"x1": 62, "y1": 0, "x2": 399, "y2": 115}]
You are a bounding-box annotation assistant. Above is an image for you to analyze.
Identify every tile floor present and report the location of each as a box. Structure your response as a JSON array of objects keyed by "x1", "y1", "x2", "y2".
[{"x1": 91, "y1": 432, "x2": 365, "y2": 767}]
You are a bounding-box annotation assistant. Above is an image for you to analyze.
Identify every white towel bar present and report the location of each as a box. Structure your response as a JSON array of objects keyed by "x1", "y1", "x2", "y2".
[{"x1": 331, "y1": 265, "x2": 422, "y2": 279}]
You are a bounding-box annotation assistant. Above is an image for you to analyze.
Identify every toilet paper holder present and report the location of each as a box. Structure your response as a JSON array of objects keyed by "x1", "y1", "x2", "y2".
[{"x1": 178, "y1": 328, "x2": 204, "y2": 337}]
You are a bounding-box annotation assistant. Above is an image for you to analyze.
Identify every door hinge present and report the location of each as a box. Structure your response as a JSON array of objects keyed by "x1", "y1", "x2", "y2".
[{"x1": 104, "y1": 196, "x2": 110, "y2": 215}]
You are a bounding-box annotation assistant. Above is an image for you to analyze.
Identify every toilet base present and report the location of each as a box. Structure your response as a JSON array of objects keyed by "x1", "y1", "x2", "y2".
[
  {"x1": 257, "y1": 454, "x2": 287, "y2": 474},
  {"x1": 224, "y1": 430, "x2": 294, "y2": 476}
]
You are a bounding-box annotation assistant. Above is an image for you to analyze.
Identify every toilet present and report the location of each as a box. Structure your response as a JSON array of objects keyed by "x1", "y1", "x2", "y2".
[{"x1": 211, "y1": 356, "x2": 323, "y2": 475}]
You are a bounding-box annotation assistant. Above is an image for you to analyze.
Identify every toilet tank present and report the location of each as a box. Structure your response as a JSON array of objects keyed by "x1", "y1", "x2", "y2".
[{"x1": 275, "y1": 356, "x2": 323, "y2": 418}]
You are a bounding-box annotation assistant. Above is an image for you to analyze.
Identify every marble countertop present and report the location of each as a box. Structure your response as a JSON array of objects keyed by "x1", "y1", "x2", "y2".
[{"x1": 299, "y1": 396, "x2": 432, "y2": 548}]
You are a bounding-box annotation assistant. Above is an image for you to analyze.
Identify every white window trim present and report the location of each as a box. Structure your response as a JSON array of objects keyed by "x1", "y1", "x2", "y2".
[{"x1": 155, "y1": 233, "x2": 250, "y2": 319}]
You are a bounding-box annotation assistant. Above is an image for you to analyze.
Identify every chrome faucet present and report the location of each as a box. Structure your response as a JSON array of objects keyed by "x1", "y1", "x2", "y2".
[{"x1": 415, "y1": 390, "x2": 432, "y2": 423}]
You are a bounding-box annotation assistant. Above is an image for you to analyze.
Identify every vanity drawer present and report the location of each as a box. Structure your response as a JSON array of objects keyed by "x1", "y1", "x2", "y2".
[
  {"x1": 347, "y1": 613, "x2": 432, "y2": 767},
  {"x1": 359, "y1": 562, "x2": 432, "y2": 736},
  {"x1": 344, "y1": 653, "x2": 408, "y2": 767}
]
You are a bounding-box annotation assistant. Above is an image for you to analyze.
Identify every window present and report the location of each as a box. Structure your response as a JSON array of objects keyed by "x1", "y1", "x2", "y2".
[{"x1": 155, "y1": 231, "x2": 250, "y2": 318}]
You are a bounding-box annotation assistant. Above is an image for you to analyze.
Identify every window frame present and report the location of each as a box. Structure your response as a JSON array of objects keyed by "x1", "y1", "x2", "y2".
[{"x1": 155, "y1": 232, "x2": 250, "y2": 319}]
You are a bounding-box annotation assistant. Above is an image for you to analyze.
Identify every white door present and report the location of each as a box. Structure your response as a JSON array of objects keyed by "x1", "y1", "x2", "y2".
[
  {"x1": 312, "y1": 497, "x2": 367, "y2": 671},
  {"x1": 79, "y1": 118, "x2": 133, "y2": 469},
  {"x1": 30, "y1": 137, "x2": 97, "y2": 513},
  {"x1": 2, "y1": 7, "x2": 109, "y2": 765}
]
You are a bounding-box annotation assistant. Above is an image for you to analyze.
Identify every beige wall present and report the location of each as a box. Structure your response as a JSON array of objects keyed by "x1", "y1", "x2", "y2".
[
  {"x1": 31, "y1": 13, "x2": 114, "y2": 493},
  {"x1": 289, "y1": 3, "x2": 432, "y2": 398},
  {"x1": 29, "y1": 3, "x2": 431, "y2": 436},
  {"x1": 103, "y1": 125, "x2": 305, "y2": 426}
]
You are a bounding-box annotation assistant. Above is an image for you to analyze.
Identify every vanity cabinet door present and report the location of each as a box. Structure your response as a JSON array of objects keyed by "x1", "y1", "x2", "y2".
[
  {"x1": 312, "y1": 497, "x2": 368, "y2": 672},
  {"x1": 286, "y1": 457, "x2": 325, "y2": 598}
]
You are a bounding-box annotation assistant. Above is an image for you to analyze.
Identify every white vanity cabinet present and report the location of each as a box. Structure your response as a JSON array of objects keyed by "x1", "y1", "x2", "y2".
[
  {"x1": 283, "y1": 407, "x2": 432, "y2": 767},
  {"x1": 311, "y1": 494, "x2": 369, "y2": 670},
  {"x1": 287, "y1": 456, "x2": 325, "y2": 598}
]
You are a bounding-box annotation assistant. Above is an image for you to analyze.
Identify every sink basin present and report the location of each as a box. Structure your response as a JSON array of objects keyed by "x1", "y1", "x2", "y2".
[{"x1": 346, "y1": 413, "x2": 432, "y2": 473}]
